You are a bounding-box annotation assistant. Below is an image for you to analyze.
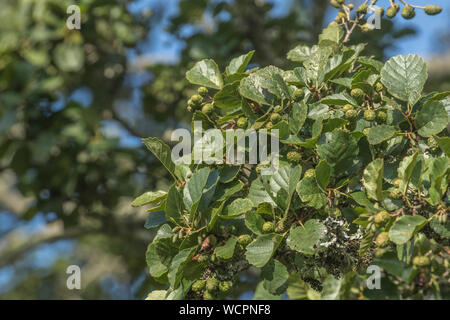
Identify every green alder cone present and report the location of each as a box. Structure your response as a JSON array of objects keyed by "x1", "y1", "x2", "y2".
[
  {"x1": 427, "y1": 136, "x2": 439, "y2": 151},
  {"x1": 274, "y1": 105, "x2": 283, "y2": 113},
  {"x1": 198, "y1": 86, "x2": 209, "y2": 97},
  {"x1": 304, "y1": 168, "x2": 315, "y2": 178},
  {"x1": 337, "y1": 11, "x2": 347, "y2": 21},
  {"x1": 191, "y1": 94, "x2": 203, "y2": 105},
  {"x1": 374, "y1": 210, "x2": 391, "y2": 227},
  {"x1": 202, "y1": 103, "x2": 214, "y2": 115},
  {"x1": 390, "y1": 189, "x2": 402, "y2": 199},
  {"x1": 375, "y1": 82, "x2": 384, "y2": 92},
  {"x1": 206, "y1": 278, "x2": 219, "y2": 292},
  {"x1": 218, "y1": 281, "x2": 233, "y2": 294},
  {"x1": 237, "y1": 234, "x2": 252, "y2": 247},
  {"x1": 198, "y1": 254, "x2": 210, "y2": 264},
  {"x1": 350, "y1": 88, "x2": 364, "y2": 102},
  {"x1": 363, "y1": 127, "x2": 370, "y2": 136},
  {"x1": 330, "y1": 0, "x2": 342, "y2": 9},
  {"x1": 364, "y1": 109, "x2": 376, "y2": 121},
  {"x1": 237, "y1": 117, "x2": 248, "y2": 129},
  {"x1": 357, "y1": 4, "x2": 368, "y2": 14},
  {"x1": 292, "y1": 88, "x2": 305, "y2": 101},
  {"x1": 345, "y1": 109, "x2": 358, "y2": 120},
  {"x1": 376, "y1": 111, "x2": 387, "y2": 123},
  {"x1": 192, "y1": 280, "x2": 206, "y2": 292},
  {"x1": 375, "y1": 232, "x2": 390, "y2": 248},
  {"x1": 401, "y1": 5, "x2": 415, "y2": 19},
  {"x1": 413, "y1": 256, "x2": 431, "y2": 267},
  {"x1": 265, "y1": 121, "x2": 274, "y2": 129},
  {"x1": 287, "y1": 151, "x2": 302, "y2": 164},
  {"x1": 374, "y1": 248, "x2": 388, "y2": 257},
  {"x1": 270, "y1": 112, "x2": 281, "y2": 124},
  {"x1": 342, "y1": 104, "x2": 354, "y2": 112},
  {"x1": 386, "y1": 7, "x2": 398, "y2": 18},
  {"x1": 262, "y1": 221, "x2": 275, "y2": 233},
  {"x1": 424, "y1": 5, "x2": 442, "y2": 16},
  {"x1": 361, "y1": 24, "x2": 372, "y2": 33}
]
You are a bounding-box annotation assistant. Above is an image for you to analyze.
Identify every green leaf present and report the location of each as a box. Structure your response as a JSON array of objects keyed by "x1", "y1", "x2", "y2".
[
  {"x1": 145, "y1": 211, "x2": 167, "y2": 229},
  {"x1": 318, "y1": 25, "x2": 344, "y2": 46},
  {"x1": 197, "y1": 170, "x2": 220, "y2": 213},
  {"x1": 284, "y1": 67, "x2": 309, "y2": 86},
  {"x1": 142, "y1": 137, "x2": 179, "y2": 182},
  {"x1": 321, "y1": 275, "x2": 341, "y2": 300},
  {"x1": 132, "y1": 190, "x2": 167, "y2": 207},
  {"x1": 248, "y1": 178, "x2": 276, "y2": 207},
  {"x1": 165, "y1": 185, "x2": 184, "y2": 226},
  {"x1": 221, "y1": 198, "x2": 253, "y2": 219},
  {"x1": 289, "y1": 102, "x2": 308, "y2": 135},
  {"x1": 186, "y1": 59, "x2": 223, "y2": 89},
  {"x1": 239, "y1": 69, "x2": 278, "y2": 106},
  {"x1": 245, "y1": 234, "x2": 282, "y2": 268},
  {"x1": 253, "y1": 281, "x2": 282, "y2": 300},
  {"x1": 269, "y1": 165, "x2": 302, "y2": 212},
  {"x1": 286, "y1": 273, "x2": 308, "y2": 300},
  {"x1": 427, "y1": 157, "x2": 449, "y2": 205},
  {"x1": 225, "y1": 51, "x2": 255, "y2": 75},
  {"x1": 146, "y1": 238, "x2": 177, "y2": 279},
  {"x1": 435, "y1": 136, "x2": 450, "y2": 157},
  {"x1": 315, "y1": 160, "x2": 331, "y2": 190},
  {"x1": 183, "y1": 168, "x2": 211, "y2": 218},
  {"x1": 363, "y1": 158, "x2": 384, "y2": 202},
  {"x1": 213, "y1": 180, "x2": 244, "y2": 202},
  {"x1": 261, "y1": 259, "x2": 289, "y2": 295},
  {"x1": 145, "y1": 290, "x2": 167, "y2": 300},
  {"x1": 381, "y1": 54, "x2": 427, "y2": 106},
  {"x1": 359, "y1": 228, "x2": 375, "y2": 257},
  {"x1": 389, "y1": 215, "x2": 428, "y2": 245},
  {"x1": 320, "y1": 93, "x2": 357, "y2": 106},
  {"x1": 214, "y1": 236, "x2": 238, "y2": 260},
  {"x1": 287, "y1": 219, "x2": 327, "y2": 255},
  {"x1": 415, "y1": 100, "x2": 447, "y2": 137},
  {"x1": 287, "y1": 45, "x2": 316, "y2": 63},
  {"x1": 317, "y1": 130, "x2": 359, "y2": 174},
  {"x1": 296, "y1": 176, "x2": 327, "y2": 209},
  {"x1": 258, "y1": 66, "x2": 291, "y2": 100},
  {"x1": 350, "y1": 192, "x2": 376, "y2": 212},
  {"x1": 358, "y1": 57, "x2": 384, "y2": 73},
  {"x1": 168, "y1": 247, "x2": 197, "y2": 288},
  {"x1": 245, "y1": 211, "x2": 266, "y2": 235},
  {"x1": 330, "y1": 77, "x2": 352, "y2": 88},
  {"x1": 367, "y1": 125, "x2": 397, "y2": 145},
  {"x1": 430, "y1": 216, "x2": 450, "y2": 238},
  {"x1": 214, "y1": 81, "x2": 242, "y2": 109},
  {"x1": 397, "y1": 152, "x2": 419, "y2": 194},
  {"x1": 218, "y1": 165, "x2": 241, "y2": 183}
]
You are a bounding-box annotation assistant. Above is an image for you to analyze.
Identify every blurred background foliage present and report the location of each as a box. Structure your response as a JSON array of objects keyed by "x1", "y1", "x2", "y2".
[{"x1": 0, "y1": 0, "x2": 448, "y2": 299}]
